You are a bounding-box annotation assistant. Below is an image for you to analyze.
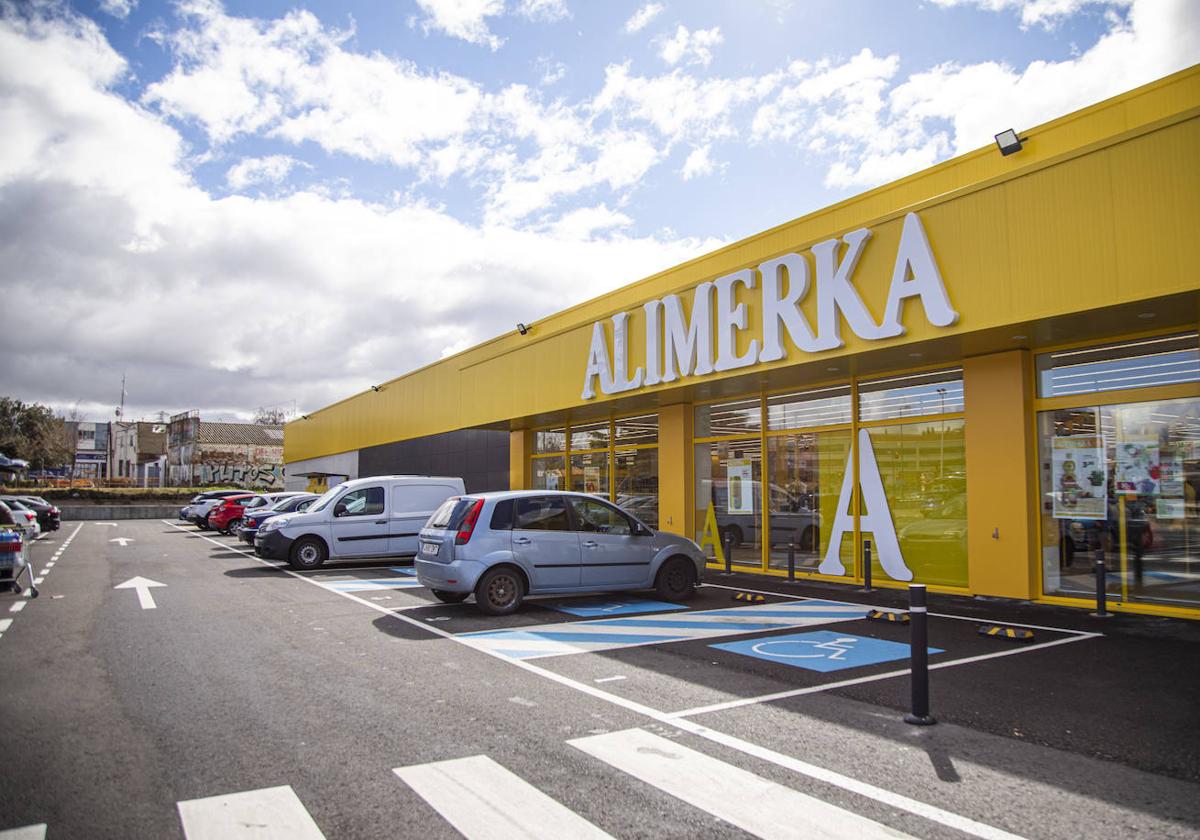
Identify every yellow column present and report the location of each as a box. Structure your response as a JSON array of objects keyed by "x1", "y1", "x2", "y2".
[
  {"x1": 963, "y1": 350, "x2": 1037, "y2": 599},
  {"x1": 509, "y1": 429, "x2": 530, "y2": 490},
  {"x1": 657, "y1": 403, "x2": 692, "y2": 537}
]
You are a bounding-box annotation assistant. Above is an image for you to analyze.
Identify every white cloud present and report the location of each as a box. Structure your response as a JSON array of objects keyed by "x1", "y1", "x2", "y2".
[
  {"x1": 99, "y1": 0, "x2": 137, "y2": 19},
  {"x1": 0, "y1": 6, "x2": 718, "y2": 421},
  {"x1": 680, "y1": 145, "x2": 717, "y2": 180},
  {"x1": 658, "y1": 24, "x2": 723, "y2": 67},
  {"x1": 412, "y1": 0, "x2": 506, "y2": 50},
  {"x1": 534, "y1": 54, "x2": 567, "y2": 85},
  {"x1": 928, "y1": 0, "x2": 1131, "y2": 29},
  {"x1": 516, "y1": 0, "x2": 570, "y2": 23},
  {"x1": 624, "y1": 3, "x2": 663, "y2": 34},
  {"x1": 225, "y1": 155, "x2": 308, "y2": 190}
]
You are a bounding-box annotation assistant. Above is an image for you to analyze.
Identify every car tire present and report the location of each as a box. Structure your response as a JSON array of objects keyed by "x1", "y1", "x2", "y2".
[
  {"x1": 288, "y1": 536, "x2": 327, "y2": 570},
  {"x1": 655, "y1": 556, "x2": 696, "y2": 602},
  {"x1": 224, "y1": 518, "x2": 242, "y2": 536},
  {"x1": 431, "y1": 589, "x2": 470, "y2": 604},
  {"x1": 475, "y1": 567, "x2": 525, "y2": 615}
]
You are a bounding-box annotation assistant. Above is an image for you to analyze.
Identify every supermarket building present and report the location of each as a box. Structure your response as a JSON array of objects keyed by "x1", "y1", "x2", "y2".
[{"x1": 285, "y1": 65, "x2": 1200, "y2": 620}]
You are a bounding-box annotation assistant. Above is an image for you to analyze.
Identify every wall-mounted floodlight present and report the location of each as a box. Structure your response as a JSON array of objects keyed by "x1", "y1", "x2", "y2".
[
  {"x1": 517, "y1": 323, "x2": 530, "y2": 336},
  {"x1": 994, "y1": 128, "x2": 1024, "y2": 156},
  {"x1": 370, "y1": 385, "x2": 383, "y2": 392},
  {"x1": 301, "y1": 414, "x2": 311, "y2": 420}
]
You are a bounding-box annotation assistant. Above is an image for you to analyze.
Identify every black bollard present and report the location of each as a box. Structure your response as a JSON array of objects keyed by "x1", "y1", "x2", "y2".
[
  {"x1": 904, "y1": 584, "x2": 936, "y2": 726},
  {"x1": 1091, "y1": 553, "x2": 1112, "y2": 618},
  {"x1": 722, "y1": 531, "x2": 733, "y2": 574},
  {"x1": 860, "y1": 539, "x2": 873, "y2": 592},
  {"x1": 787, "y1": 539, "x2": 796, "y2": 582}
]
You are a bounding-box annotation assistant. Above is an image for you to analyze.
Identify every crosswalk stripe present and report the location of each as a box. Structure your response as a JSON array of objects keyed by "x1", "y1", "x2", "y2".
[
  {"x1": 0, "y1": 824, "x2": 47, "y2": 840},
  {"x1": 460, "y1": 598, "x2": 869, "y2": 659},
  {"x1": 177, "y1": 785, "x2": 325, "y2": 839},
  {"x1": 394, "y1": 754, "x2": 615, "y2": 840},
  {"x1": 569, "y1": 729, "x2": 912, "y2": 840}
]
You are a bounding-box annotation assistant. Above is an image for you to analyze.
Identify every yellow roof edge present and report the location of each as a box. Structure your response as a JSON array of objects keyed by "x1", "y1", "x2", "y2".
[{"x1": 287, "y1": 62, "x2": 1200, "y2": 431}]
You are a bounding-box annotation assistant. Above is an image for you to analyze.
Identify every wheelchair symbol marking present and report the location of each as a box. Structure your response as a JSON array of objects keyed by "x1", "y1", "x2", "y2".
[{"x1": 750, "y1": 637, "x2": 858, "y2": 661}]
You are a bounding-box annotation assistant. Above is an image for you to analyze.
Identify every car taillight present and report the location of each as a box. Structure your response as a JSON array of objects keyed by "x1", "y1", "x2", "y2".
[
  {"x1": 455, "y1": 499, "x2": 485, "y2": 545},
  {"x1": 24, "y1": 512, "x2": 35, "y2": 522}
]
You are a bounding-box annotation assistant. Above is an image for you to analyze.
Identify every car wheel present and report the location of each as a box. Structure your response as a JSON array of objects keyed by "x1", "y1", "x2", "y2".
[
  {"x1": 431, "y1": 589, "x2": 470, "y2": 604},
  {"x1": 655, "y1": 556, "x2": 696, "y2": 602},
  {"x1": 224, "y1": 518, "x2": 242, "y2": 536},
  {"x1": 475, "y1": 567, "x2": 525, "y2": 615},
  {"x1": 288, "y1": 536, "x2": 327, "y2": 570}
]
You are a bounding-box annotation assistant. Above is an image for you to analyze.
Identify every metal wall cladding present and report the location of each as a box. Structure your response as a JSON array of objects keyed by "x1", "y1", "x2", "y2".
[
  {"x1": 286, "y1": 67, "x2": 1200, "y2": 464},
  {"x1": 358, "y1": 429, "x2": 509, "y2": 494}
]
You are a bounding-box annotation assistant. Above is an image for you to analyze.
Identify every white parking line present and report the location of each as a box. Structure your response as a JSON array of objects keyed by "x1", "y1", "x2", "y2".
[
  {"x1": 0, "y1": 824, "x2": 47, "y2": 839},
  {"x1": 10, "y1": 600, "x2": 27, "y2": 613},
  {"x1": 571, "y1": 728, "x2": 914, "y2": 839},
  {"x1": 394, "y1": 755, "x2": 615, "y2": 840},
  {"x1": 177, "y1": 785, "x2": 325, "y2": 840},
  {"x1": 161, "y1": 520, "x2": 1028, "y2": 840}
]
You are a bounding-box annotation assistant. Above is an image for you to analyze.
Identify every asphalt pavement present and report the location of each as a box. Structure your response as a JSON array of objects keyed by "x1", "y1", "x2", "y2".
[{"x1": 0, "y1": 519, "x2": 1197, "y2": 839}]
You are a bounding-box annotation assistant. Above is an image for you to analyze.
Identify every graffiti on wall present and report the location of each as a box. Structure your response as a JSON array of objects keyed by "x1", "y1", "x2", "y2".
[{"x1": 197, "y1": 463, "x2": 283, "y2": 488}]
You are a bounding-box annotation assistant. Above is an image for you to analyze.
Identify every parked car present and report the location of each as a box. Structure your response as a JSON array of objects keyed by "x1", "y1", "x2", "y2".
[
  {"x1": 1, "y1": 497, "x2": 41, "y2": 539},
  {"x1": 255, "y1": 476, "x2": 465, "y2": 569},
  {"x1": 237, "y1": 493, "x2": 317, "y2": 544},
  {"x1": 15, "y1": 496, "x2": 61, "y2": 532},
  {"x1": 180, "y1": 490, "x2": 249, "y2": 528},
  {"x1": 414, "y1": 490, "x2": 706, "y2": 615},
  {"x1": 208, "y1": 493, "x2": 291, "y2": 536}
]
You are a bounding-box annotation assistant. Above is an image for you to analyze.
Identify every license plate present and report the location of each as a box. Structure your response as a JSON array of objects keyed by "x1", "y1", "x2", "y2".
[{"x1": 421, "y1": 541, "x2": 440, "y2": 556}]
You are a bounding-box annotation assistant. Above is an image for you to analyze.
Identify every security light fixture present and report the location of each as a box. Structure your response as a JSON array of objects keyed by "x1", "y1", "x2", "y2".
[
  {"x1": 517, "y1": 323, "x2": 530, "y2": 335},
  {"x1": 994, "y1": 128, "x2": 1024, "y2": 156},
  {"x1": 371, "y1": 384, "x2": 383, "y2": 392},
  {"x1": 301, "y1": 414, "x2": 311, "y2": 420}
]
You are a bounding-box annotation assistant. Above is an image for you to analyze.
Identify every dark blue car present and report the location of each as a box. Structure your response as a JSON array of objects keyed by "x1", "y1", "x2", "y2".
[{"x1": 237, "y1": 494, "x2": 317, "y2": 544}]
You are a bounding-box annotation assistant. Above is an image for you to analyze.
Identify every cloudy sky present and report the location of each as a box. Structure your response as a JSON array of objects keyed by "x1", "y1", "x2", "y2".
[{"x1": 1, "y1": 0, "x2": 1197, "y2": 423}]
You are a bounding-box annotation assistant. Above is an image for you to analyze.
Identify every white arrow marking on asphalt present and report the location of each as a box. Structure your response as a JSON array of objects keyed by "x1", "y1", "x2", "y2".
[
  {"x1": 114, "y1": 577, "x2": 166, "y2": 610},
  {"x1": 110, "y1": 537, "x2": 135, "y2": 547}
]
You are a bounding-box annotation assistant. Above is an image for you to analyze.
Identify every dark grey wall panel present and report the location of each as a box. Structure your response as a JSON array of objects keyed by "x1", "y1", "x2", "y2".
[{"x1": 358, "y1": 429, "x2": 509, "y2": 493}]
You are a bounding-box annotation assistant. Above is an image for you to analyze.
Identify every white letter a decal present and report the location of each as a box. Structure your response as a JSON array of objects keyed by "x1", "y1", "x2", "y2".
[{"x1": 818, "y1": 428, "x2": 913, "y2": 581}]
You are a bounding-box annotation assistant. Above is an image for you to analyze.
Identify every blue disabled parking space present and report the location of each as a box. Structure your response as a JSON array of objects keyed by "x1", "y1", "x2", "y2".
[
  {"x1": 711, "y1": 630, "x2": 942, "y2": 673},
  {"x1": 546, "y1": 597, "x2": 688, "y2": 618}
]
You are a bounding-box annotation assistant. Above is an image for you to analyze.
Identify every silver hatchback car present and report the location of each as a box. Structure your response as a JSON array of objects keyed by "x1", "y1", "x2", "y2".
[{"x1": 414, "y1": 490, "x2": 706, "y2": 615}]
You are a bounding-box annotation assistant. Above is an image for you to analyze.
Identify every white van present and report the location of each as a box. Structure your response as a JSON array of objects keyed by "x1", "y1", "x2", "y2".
[{"x1": 253, "y1": 475, "x2": 466, "y2": 570}]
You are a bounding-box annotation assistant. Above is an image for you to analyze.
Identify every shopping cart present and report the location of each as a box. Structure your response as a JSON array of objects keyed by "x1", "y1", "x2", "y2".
[{"x1": 0, "y1": 530, "x2": 38, "y2": 598}]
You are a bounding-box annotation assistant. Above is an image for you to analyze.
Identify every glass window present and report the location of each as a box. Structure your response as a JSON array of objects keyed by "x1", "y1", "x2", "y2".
[
  {"x1": 1038, "y1": 396, "x2": 1200, "y2": 609},
  {"x1": 568, "y1": 497, "x2": 634, "y2": 535},
  {"x1": 515, "y1": 496, "x2": 571, "y2": 531},
  {"x1": 695, "y1": 397, "x2": 762, "y2": 438},
  {"x1": 868, "y1": 419, "x2": 968, "y2": 587},
  {"x1": 765, "y1": 430, "x2": 852, "y2": 573},
  {"x1": 1036, "y1": 333, "x2": 1200, "y2": 398},
  {"x1": 534, "y1": 427, "x2": 567, "y2": 454},
  {"x1": 337, "y1": 486, "x2": 384, "y2": 517},
  {"x1": 768, "y1": 385, "x2": 852, "y2": 430},
  {"x1": 614, "y1": 414, "x2": 658, "y2": 446},
  {"x1": 531, "y1": 456, "x2": 565, "y2": 491},
  {"x1": 569, "y1": 420, "x2": 611, "y2": 452},
  {"x1": 615, "y1": 448, "x2": 659, "y2": 529},
  {"x1": 429, "y1": 497, "x2": 470, "y2": 529},
  {"x1": 489, "y1": 499, "x2": 514, "y2": 530},
  {"x1": 858, "y1": 369, "x2": 964, "y2": 422},
  {"x1": 570, "y1": 451, "x2": 609, "y2": 496},
  {"x1": 694, "y1": 439, "x2": 762, "y2": 568}
]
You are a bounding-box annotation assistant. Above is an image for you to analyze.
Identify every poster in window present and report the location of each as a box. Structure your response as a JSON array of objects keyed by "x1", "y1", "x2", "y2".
[
  {"x1": 1052, "y1": 436, "x2": 1106, "y2": 520},
  {"x1": 584, "y1": 465, "x2": 602, "y2": 495},
  {"x1": 1158, "y1": 445, "x2": 1183, "y2": 497},
  {"x1": 545, "y1": 469, "x2": 560, "y2": 491},
  {"x1": 727, "y1": 459, "x2": 754, "y2": 514},
  {"x1": 1115, "y1": 436, "x2": 1160, "y2": 495}
]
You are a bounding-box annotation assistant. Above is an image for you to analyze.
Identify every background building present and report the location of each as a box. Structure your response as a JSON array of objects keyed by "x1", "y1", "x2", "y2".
[
  {"x1": 112, "y1": 421, "x2": 168, "y2": 486},
  {"x1": 168, "y1": 411, "x2": 284, "y2": 488},
  {"x1": 64, "y1": 421, "x2": 110, "y2": 480},
  {"x1": 284, "y1": 66, "x2": 1200, "y2": 620}
]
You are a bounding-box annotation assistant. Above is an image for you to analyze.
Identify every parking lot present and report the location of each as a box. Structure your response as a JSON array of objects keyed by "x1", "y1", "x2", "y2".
[{"x1": 1, "y1": 519, "x2": 1198, "y2": 839}]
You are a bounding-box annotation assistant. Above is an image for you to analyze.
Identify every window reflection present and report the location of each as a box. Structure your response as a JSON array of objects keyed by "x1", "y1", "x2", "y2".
[
  {"x1": 1037, "y1": 333, "x2": 1200, "y2": 398},
  {"x1": 858, "y1": 369, "x2": 963, "y2": 422}
]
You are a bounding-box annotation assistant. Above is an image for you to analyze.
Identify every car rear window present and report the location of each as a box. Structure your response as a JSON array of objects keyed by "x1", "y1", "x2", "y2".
[
  {"x1": 489, "y1": 499, "x2": 513, "y2": 530},
  {"x1": 427, "y1": 497, "x2": 475, "y2": 529}
]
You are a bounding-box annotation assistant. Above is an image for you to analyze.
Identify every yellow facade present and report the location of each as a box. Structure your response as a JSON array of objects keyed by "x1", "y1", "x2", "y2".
[{"x1": 286, "y1": 65, "x2": 1200, "y2": 618}]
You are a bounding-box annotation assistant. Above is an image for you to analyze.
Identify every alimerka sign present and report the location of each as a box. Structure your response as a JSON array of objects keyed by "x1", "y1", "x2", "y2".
[{"x1": 581, "y1": 212, "x2": 958, "y2": 400}]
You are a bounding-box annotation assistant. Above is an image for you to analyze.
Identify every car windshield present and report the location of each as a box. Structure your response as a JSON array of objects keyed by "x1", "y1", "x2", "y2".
[{"x1": 306, "y1": 485, "x2": 344, "y2": 513}]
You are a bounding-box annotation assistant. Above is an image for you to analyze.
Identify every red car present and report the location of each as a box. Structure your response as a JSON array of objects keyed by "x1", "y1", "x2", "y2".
[{"x1": 207, "y1": 494, "x2": 261, "y2": 535}]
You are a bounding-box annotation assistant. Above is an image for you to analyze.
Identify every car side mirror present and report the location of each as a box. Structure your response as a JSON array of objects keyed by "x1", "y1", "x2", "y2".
[{"x1": 333, "y1": 503, "x2": 347, "y2": 517}]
